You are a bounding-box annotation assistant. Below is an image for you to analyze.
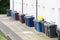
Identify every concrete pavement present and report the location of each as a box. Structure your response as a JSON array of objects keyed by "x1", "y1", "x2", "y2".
[{"x1": 0, "y1": 21, "x2": 23, "y2": 40}]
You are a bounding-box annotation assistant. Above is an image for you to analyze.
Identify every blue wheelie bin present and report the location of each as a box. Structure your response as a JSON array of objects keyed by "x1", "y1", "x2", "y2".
[
  {"x1": 36, "y1": 20, "x2": 42, "y2": 32},
  {"x1": 11, "y1": 10, "x2": 15, "y2": 20},
  {"x1": 25, "y1": 16, "x2": 34, "y2": 27}
]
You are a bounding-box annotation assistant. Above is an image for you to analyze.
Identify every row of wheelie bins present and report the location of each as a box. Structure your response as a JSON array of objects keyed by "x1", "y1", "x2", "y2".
[
  {"x1": 35, "y1": 20, "x2": 57, "y2": 38},
  {"x1": 7, "y1": 9, "x2": 60, "y2": 40},
  {"x1": 7, "y1": 10, "x2": 19, "y2": 20},
  {"x1": 19, "y1": 15, "x2": 34, "y2": 27},
  {"x1": 44, "y1": 22, "x2": 57, "y2": 38},
  {"x1": 11, "y1": 11, "x2": 19, "y2": 20},
  {"x1": 7, "y1": 10, "x2": 34, "y2": 27}
]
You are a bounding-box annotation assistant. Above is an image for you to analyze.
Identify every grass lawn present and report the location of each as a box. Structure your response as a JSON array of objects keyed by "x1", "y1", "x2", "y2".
[
  {"x1": 0, "y1": 31, "x2": 7, "y2": 40},
  {"x1": 0, "y1": 35, "x2": 7, "y2": 40}
]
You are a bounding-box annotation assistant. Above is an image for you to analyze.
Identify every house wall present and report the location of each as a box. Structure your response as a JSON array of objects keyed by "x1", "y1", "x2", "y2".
[
  {"x1": 10, "y1": 0, "x2": 13, "y2": 10},
  {"x1": 38, "y1": 0, "x2": 60, "y2": 28},
  {"x1": 23, "y1": 0, "x2": 36, "y2": 19},
  {"x1": 10, "y1": 0, "x2": 60, "y2": 28}
]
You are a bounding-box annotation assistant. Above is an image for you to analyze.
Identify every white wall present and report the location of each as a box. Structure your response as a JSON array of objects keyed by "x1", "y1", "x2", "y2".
[
  {"x1": 14, "y1": 0, "x2": 22, "y2": 14},
  {"x1": 10, "y1": 0, "x2": 14, "y2": 10},
  {"x1": 38, "y1": 0, "x2": 59, "y2": 24},
  {"x1": 10, "y1": 0, "x2": 60, "y2": 28},
  {"x1": 37, "y1": 0, "x2": 60, "y2": 28},
  {"x1": 23, "y1": 0, "x2": 36, "y2": 19},
  {"x1": 10, "y1": 0, "x2": 22, "y2": 14}
]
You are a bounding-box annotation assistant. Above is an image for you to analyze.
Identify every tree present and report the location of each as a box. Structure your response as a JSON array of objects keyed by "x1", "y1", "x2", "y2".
[{"x1": 0, "y1": 0, "x2": 10, "y2": 14}]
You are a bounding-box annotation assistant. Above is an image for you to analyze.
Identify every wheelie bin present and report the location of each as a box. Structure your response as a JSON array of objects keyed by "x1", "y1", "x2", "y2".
[
  {"x1": 14, "y1": 12, "x2": 19, "y2": 20},
  {"x1": 24, "y1": 16, "x2": 34, "y2": 27},
  {"x1": 34, "y1": 20, "x2": 36, "y2": 29},
  {"x1": 11, "y1": 10, "x2": 15, "y2": 20},
  {"x1": 19, "y1": 14, "x2": 25, "y2": 23},
  {"x1": 7, "y1": 9, "x2": 11, "y2": 16},
  {"x1": 36, "y1": 20, "x2": 42, "y2": 32},
  {"x1": 57, "y1": 28, "x2": 60, "y2": 40},
  {"x1": 41, "y1": 21, "x2": 46, "y2": 33},
  {"x1": 44, "y1": 22, "x2": 57, "y2": 38}
]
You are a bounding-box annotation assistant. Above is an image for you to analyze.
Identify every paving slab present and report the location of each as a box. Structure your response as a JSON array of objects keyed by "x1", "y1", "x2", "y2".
[{"x1": 0, "y1": 21, "x2": 23, "y2": 40}]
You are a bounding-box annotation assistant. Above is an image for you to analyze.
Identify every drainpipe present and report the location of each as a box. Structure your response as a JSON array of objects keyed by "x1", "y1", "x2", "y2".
[
  {"x1": 36, "y1": 0, "x2": 38, "y2": 20},
  {"x1": 22, "y1": 0, "x2": 23, "y2": 14},
  {"x1": 13, "y1": 0, "x2": 14, "y2": 10}
]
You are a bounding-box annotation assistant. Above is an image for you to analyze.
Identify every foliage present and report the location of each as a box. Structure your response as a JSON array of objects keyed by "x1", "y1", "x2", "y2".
[{"x1": 0, "y1": 0, "x2": 10, "y2": 14}]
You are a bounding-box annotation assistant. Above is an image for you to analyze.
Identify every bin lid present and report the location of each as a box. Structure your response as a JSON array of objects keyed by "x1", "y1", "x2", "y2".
[
  {"x1": 44, "y1": 22, "x2": 57, "y2": 27},
  {"x1": 25, "y1": 16, "x2": 34, "y2": 19},
  {"x1": 36, "y1": 20, "x2": 40, "y2": 22},
  {"x1": 20, "y1": 14, "x2": 25, "y2": 16},
  {"x1": 38, "y1": 16, "x2": 44, "y2": 21}
]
